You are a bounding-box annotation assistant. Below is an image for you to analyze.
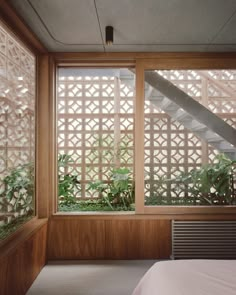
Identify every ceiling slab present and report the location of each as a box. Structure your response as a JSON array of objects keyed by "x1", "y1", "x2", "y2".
[
  {"x1": 27, "y1": 0, "x2": 102, "y2": 44},
  {"x1": 212, "y1": 13, "x2": 236, "y2": 44},
  {"x1": 8, "y1": 0, "x2": 104, "y2": 51},
  {"x1": 8, "y1": 0, "x2": 236, "y2": 52},
  {"x1": 96, "y1": 0, "x2": 236, "y2": 45}
]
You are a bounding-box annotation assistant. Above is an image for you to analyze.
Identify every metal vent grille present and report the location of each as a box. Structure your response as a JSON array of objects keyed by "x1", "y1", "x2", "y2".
[{"x1": 171, "y1": 221, "x2": 236, "y2": 259}]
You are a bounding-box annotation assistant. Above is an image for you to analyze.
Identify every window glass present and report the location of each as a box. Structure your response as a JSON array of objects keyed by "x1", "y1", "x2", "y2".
[
  {"x1": 57, "y1": 68, "x2": 135, "y2": 212},
  {"x1": 0, "y1": 20, "x2": 36, "y2": 239},
  {"x1": 144, "y1": 69, "x2": 236, "y2": 206}
]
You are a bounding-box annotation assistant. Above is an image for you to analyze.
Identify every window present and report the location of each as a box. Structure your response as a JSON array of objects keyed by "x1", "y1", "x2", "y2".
[
  {"x1": 54, "y1": 59, "x2": 236, "y2": 215},
  {"x1": 0, "y1": 20, "x2": 36, "y2": 239},
  {"x1": 57, "y1": 67, "x2": 135, "y2": 212},
  {"x1": 144, "y1": 69, "x2": 236, "y2": 208}
]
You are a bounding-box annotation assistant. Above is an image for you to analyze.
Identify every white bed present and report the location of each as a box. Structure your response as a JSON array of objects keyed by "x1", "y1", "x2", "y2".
[{"x1": 132, "y1": 259, "x2": 236, "y2": 295}]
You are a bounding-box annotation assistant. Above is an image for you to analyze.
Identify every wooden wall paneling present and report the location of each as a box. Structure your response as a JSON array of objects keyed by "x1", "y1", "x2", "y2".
[
  {"x1": 47, "y1": 218, "x2": 106, "y2": 259},
  {"x1": 0, "y1": 222, "x2": 47, "y2": 295},
  {"x1": 53, "y1": 52, "x2": 236, "y2": 63},
  {"x1": 135, "y1": 61, "x2": 145, "y2": 213},
  {"x1": 137, "y1": 56, "x2": 236, "y2": 70},
  {"x1": 0, "y1": 254, "x2": 8, "y2": 293},
  {"x1": 47, "y1": 217, "x2": 171, "y2": 260},
  {"x1": 48, "y1": 214, "x2": 236, "y2": 260},
  {"x1": 105, "y1": 220, "x2": 142, "y2": 259},
  {"x1": 158, "y1": 219, "x2": 172, "y2": 258},
  {"x1": 105, "y1": 219, "x2": 171, "y2": 259},
  {"x1": 37, "y1": 55, "x2": 51, "y2": 218},
  {"x1": 138, "y1": 220, "x2": 171, "y2": 259},
  {"x1": 49, "y1": 56, "x2": 57, "y2": 215}
]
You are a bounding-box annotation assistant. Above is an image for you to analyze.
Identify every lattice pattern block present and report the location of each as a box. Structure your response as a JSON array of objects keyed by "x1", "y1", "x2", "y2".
[{"x1": 120, "y1": 84, "x2": 134, "y2": 100}]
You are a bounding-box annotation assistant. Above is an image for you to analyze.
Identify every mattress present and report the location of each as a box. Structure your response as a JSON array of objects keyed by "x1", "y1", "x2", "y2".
[{"x1": 132, "y1": 259, "x2": 236, "y2": 295}]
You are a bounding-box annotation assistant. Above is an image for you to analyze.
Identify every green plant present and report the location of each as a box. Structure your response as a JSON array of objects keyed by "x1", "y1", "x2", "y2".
[
  {"x1": 87, "y1": 167, "x2": 135, "y2": 210},
  {"x1": 144, "y1": 154, "x2": 236, "y2": 206},
  {"x1": 0, "y1": 212, "x2": 33, "y2": 240},
  {"x1": 0, "y1": 162, "x2": 34, "y2": 213},
  {"x1": 170, "y1": 154, "x2": 236, "y2": 205},
  {"x1": 58, "y1": 154, "x2": 81, "y2": 205},
  {"x1": 59, "y1": 198, "x2": 135, "y2": 212},
  {"x1": 58, "y1": 154, "x2": 135, "y2": 211}
]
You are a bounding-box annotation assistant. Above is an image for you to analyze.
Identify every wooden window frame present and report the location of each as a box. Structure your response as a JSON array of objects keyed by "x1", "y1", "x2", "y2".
[
  {"x1": 51, "y1": 58, "x2": 136, "y2": 214},
  {"x1": 0, "y1": 1, "x2": 49, "y2": 248},
  {"x1": 135, "y1": 56, "x2": 236, "y2": 215},
  {"x1": 48, "y1": 53, "x2": 236, "y2": 217}
]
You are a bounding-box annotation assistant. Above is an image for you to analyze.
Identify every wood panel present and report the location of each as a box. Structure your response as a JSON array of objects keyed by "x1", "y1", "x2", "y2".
[
  {"x1": 47, "y1": 216, "x2": 171, "y2": 260},
  {"x1": 47, "y1": 218, "x2": 106, "y2": 259},
  {"x1": 135, "y1": 61, "x2": 145, "y2": 213},
  {"x1": 48, "y1": 214, "x2": 236, "y2": 260},
  {"x1": 138, "y1": 57, "x2": 236, "y2": 69},
  {"x1": 105, "y1": 219, "x2": 171, "y2": 259},
  {"x1": 53, "y1": 52, "x2": 236, "y2": 61},
  {"x1": 0, "y1": 221, "x2": 47, "y2": 295},
  {"x1": 36, "y1": 55, "x2": 51, "y2": 218}
]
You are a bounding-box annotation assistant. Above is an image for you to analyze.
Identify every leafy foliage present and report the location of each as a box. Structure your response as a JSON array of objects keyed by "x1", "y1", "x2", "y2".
[
  {"x1": 186, "y1": 154, "x2": 235, "y2": 204},
  {"x1": 59, "y1": 199, "x2": 135, "y2": 212},
  {"x1": 87, "y1": 167, "x2": 135, "y2": 210},
  {"x1": 0, "y1": 162, "x2": 34, "y2": 213},
  {"x1": 58, "y1": 154, "x2": 81, "y2": 205},
  {"x1": 58, "y1": 154, "x2": 135, "y2": 211},
  {"x1": 0, "y1": 212, "x2": 33, "y2": 240},
  {"x1": 147, "y1": 154, "x2": 236, "y2": 205}
]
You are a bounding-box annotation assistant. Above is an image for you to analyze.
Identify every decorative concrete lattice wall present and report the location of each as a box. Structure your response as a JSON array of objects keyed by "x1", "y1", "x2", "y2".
[
  {"x1": 57, "y1": 72, "x2": 134, "y2": 198},
  {"x1": 0, "y1": 20, "x2": 35, "y2": 224}
]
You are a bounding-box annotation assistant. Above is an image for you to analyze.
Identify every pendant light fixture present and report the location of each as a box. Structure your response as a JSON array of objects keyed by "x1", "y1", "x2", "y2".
[{"x1": 105, "y1": 26, "x2": 113, "y2": 45}]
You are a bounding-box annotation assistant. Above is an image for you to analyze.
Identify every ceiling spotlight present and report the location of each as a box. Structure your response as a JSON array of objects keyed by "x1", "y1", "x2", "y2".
[{"x1": 105, "y1": 26, "x2": 113, "y2": 45}]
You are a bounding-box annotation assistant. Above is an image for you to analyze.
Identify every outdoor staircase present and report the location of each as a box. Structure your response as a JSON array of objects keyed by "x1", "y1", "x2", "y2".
[{"x1": 120, "y1": 69, "x2": 236, "y2": 160}]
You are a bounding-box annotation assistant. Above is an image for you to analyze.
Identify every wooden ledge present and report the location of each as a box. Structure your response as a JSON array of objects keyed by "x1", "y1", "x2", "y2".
[
  {"x1": 0, "y1": 218, "x2": 48, "y2": 259},
  {"x1": 51, "y1": 211, "x2": 236, "y2": 221},
  {"x1": 52, "y1": 212, "x2": 136, "y2": 220}
]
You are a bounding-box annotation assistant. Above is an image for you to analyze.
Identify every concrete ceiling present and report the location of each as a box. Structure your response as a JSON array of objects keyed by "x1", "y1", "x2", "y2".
[{"x1": 8, "y1": 0, "x2": 236, "y2": 52}]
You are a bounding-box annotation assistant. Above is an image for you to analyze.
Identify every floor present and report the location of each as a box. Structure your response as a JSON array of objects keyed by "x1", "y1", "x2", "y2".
[{"x1": 27, "y1": 260, "x2": 157, "y2": 295}]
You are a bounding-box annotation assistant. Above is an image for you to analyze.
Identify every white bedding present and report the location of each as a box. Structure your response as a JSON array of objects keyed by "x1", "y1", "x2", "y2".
[{"x1": 132, "y1": 260, "x2": 236, "y2": 295}]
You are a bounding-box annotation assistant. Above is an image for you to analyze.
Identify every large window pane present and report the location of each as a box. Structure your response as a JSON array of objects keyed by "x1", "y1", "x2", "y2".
[
  {"x1": 144, "y1": 69, "x2": 236, "y2": 206},
  {"x1": 0, "y1": 20, "x2": 36, "y2": 239},
  {"x1": 57, "y1": 68, "x2": 135, "y2": 212}
]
